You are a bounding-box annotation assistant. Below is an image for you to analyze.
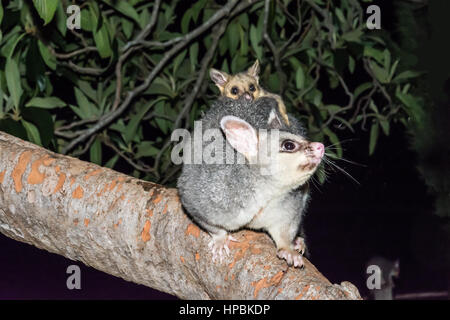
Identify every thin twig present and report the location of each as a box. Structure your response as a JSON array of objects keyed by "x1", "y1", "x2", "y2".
[
  {"x1": 60, "y1": 61, "x2": 107, "y2": 76},
  {"x1": 51, "y1": 46, "x2": 98, "y2": 59},
  {"x1": 101, "y1": 136, "x2": 155, "y2": 173},
  {"x1": 122, "y1": 0, "x2": 162, "y2": 52}
]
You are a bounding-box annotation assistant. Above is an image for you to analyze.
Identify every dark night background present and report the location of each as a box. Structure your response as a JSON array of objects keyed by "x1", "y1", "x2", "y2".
[{"x1": 0, "y1": 0, "x2": 449, "y2": 299}]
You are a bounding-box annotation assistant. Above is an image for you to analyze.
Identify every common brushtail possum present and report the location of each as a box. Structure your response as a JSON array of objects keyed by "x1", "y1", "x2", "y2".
[
  {"x1": 177, "y1": 97, "x2": 324, "y2": 268},
  {"x1": 209, "y1": 60, "x2": 291, "y2": 126}
]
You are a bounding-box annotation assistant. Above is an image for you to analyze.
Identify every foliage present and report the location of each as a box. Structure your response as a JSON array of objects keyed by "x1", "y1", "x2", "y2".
[{"x1": 0, "y1": 0, "x2": 422, "y2": 186}]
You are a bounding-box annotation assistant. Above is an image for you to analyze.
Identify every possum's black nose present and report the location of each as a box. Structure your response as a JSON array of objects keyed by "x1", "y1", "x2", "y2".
[{"x1": 243, "y1": 92, "x2": 253, "y2": 101}]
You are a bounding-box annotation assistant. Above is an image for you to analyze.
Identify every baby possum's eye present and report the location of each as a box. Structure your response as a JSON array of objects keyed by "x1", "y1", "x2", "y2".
[
  {"x1": 231, "y1": 87, "x2": 239, "y2": 95},
  {"x1": 281, "y1": 140, "x2": 299, "y2": 152},
  {"x1": 249, "y1": 84, "x2": 256, "y2": 92}
]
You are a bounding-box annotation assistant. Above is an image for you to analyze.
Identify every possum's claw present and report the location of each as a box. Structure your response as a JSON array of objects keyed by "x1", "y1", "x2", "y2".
[
  {"x1": 277, "y1": 248, "x2": 304, "y2": 268},
  {"x1": 293, "y1": 236, "x2": 306, "y2": 255},
  {"x1": 208, "y1": 233, "x2": 238, "y2": 263}
]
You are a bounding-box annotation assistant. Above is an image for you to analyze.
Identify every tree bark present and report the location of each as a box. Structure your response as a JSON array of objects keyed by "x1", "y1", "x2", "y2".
[{"x1": 0, "y1": 131, "x2": 361, "y2": 300}]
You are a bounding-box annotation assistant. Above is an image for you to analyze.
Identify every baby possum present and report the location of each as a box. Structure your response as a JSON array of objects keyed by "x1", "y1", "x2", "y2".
[
  {"x1": 177, "y1": 97, "x2": 324, "y2": 268},
  {"x1": 209, "y1": 60, "x2": 291, "y2": 126}
]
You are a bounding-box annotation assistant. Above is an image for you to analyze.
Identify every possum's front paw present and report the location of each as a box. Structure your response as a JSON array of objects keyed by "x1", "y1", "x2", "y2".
[
  {"x1": 293, "y1": 236, "x2": 306, "y2": 255},
  {"x1": 277, "y1": 248, "x2": 304, "y2": 268},
  {"x1": 208, "y1": 232, "x2": 238, "y2": 263}
]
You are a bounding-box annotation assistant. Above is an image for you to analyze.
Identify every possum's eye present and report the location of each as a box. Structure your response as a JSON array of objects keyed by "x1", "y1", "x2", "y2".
[
  {"x1": 281, "y1": 140, "x2": 298, "y2": 152},
  {"x1": 249, "y1": 84, "x2": 256, "y2": 92},
  {"x1": 231, "y1": 87, "x2": 239, "y2": 95}
]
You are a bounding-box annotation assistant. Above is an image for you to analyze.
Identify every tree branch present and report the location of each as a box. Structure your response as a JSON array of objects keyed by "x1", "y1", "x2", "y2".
[{"x1": 0, "y1": 131, "x2": 361, "y2": 300}]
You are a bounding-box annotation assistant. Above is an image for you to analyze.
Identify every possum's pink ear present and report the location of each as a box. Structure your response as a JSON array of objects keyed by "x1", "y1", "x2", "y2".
[
  {"x1": 247, "y1": 60, "x2": 260, "y2": 78},
  {"x1": 220, "y1": 115, "x2": 258, "y2": 161},
  {"x1": 209, "y1": 68, "x2": 229, "y2": 89}
]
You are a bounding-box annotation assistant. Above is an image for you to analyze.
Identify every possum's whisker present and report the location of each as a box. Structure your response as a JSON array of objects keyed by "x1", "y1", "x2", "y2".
[
  {"x1": 309, "y1": 174, "x2": 323, "y2": 193},
  {"x1": 322, "y1": 156, "x2": 360, "y2": 185},
  {"x1": 324, "y1": 152, "x2": 366, "y2": 167}
]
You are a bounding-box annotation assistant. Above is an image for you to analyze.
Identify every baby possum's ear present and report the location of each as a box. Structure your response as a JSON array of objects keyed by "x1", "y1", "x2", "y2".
[
  {"x1": 210, "y1": 68, "x2": 229, "y2": 90},
  {"x1": 220, "y1": 115, "x2": 258, "y2": 161},
  {"x1": 268, "y1": 108, "x2": 283, "y2": 129},
  {"x1": 247, "y1": 60, "x2": 260, "y2": 79}
]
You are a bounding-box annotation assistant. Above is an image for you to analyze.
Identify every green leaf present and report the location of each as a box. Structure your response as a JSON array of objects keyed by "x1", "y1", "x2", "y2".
[
  {"x1": 368, "y1": 60, "x2": 389, "y2": 83},
  {"x1": 81, "y1": 9, "x2": 93, "y2": 31},
  {"x1": 0, "y1": 1, "x2": 4, "y2": 25},
  {"x1": 101, "y1": 0, "x2": 141, "y2": 26},
  {"x1": 153, "y1": 100, "x2": 169, "y2": 134},
  {"x1": 393, "y1": 70, "x2": 422, "y2": 83},
  {"x1": 295, "y1": 66, "x2": 305, "y2": 89},
  {"x1": 383, "y1": 49, "x2": 391, "y2": 71},
  {"x1": 348, "y1": 55, "x2": 355, "y2": 74},
  {"x1": 369, "y1": 122, "x2": 379, "y2": 155},
  {"x1": 22, "y1": 107, "x2": 54, "y2": 147},
  {"x1": 74, "y1": 87, "x2": 96, "y2": 118},
  {"x1": 125, "y1": 98, "x2": 164, "y2": 143},
  {"x1": 181, "y1": 9, "x2": 192, "y2": 34},
  {"x1": 189, "y1": 42, "x2": 199, "y2": 71},
  {"x1": 37, "y1": 40, "x2": 57, "y2": 70},
  {"x1": 363, "y1": 47, "x2": 384, "y2": 65},
  {"x1": 227, "y1": 22, "x2": 239, "y2": 56},
  {"x1": 89, "y1": 7, "x2": 112, "y2": 58},
  {"x1": 379, "y1": 118, "x2": 390, "y2": 135},
  {"x1": 90, "y1": 137, "x2": 102, "y2": 165},
  {"x1": 354, "y1": 82, "x2": 373, "y2": 98},
  {"x1": 173, "y1": 49, "x2": 187, "y2": 75},
  {"x1": 122, "y1": 18, "x2": 134, "y2": 39},
  {"x1": 323, "y1": 127, "x2": 342, "y2": 158},
  {"x1": 26, "y1": 97, "x2": 66, "y2": 109},
  {"x1": 136, "y1": 141, "x2": 159, "y2": 158},
  {"x1": 250, "y1": 24, "x2": 262, "y2": 61},
  {"x1": 5, "y1": 58, "x2": 23, "y2": 110},
  {"x1": 32, "y1": 0, "x2": 59, "y2": 25},
  {"x1": 104, "y1": 154, "x2": 119, "y2": 169},
  {"x1": 21, "y1": 119, "x2": 42, "y2": 146},
  {"x1": 55, "y1": 1, "x2": 67, "y2": 36},
  {"x1": 341, "y1": 29, "x2": 363, "y2": 42},
  {"x1": 1, "y1": 31, "x2": 26, "y2": 59}
]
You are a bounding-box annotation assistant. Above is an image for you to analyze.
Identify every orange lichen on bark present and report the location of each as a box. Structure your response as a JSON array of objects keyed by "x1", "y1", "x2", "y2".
[
  {"x1": 11, "y1": 150, "x2": 32, "y2": 193},
  {"x1": 141, "y1": 220, "x2": 151, "y2": 242},
  {"x1": 180, "y1": 256, "x2": 185, "y2": 263},
  {"x1": 185, "y1": 223, "x2": 200, "y2": 238},
  {"x1": 84, "y1": 218, "x2": 90, "y2": 227},
  {"x1": 53, "y1": 172, "x2": 66, "y2": 194},
  {"x1": 295, "y1": 284, "x2": 311, "y2": 300},
  {"x1": 195, "y1": 252, "x2": 200, "y2": 261},
  {"x1": 114, "y1": 218, "x2": 122, "y2": 229},
  {"x1": 152, "y1": 193, "x2": 163, "y2": 204},
  {"x1": 162, "y1": 203, "x2": 168, "y2": 214},
  {"x1": 0, "y1": 170, "x2": 5, "y2": 184},
  {"x1": 251, "y1": 271, "x2": 285, "y2": 298},
  {"x1": 228, "y1": 232, "x2": 260, "y2": 269},
  {"x1": 27, "y1": 155, "x2": 55, "y2": 184},
  {"x1": 84, "y1": 169, "x2": 103, "y2": 181},
  {"x1": 72, "y1": 186, "x2": 84, "y2": 199}
]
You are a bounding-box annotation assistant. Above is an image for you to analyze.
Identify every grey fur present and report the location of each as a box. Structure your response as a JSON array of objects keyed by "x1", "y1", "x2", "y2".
[{"x1": 177, "y1": 96, "x2": 312, "y2": 256}]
